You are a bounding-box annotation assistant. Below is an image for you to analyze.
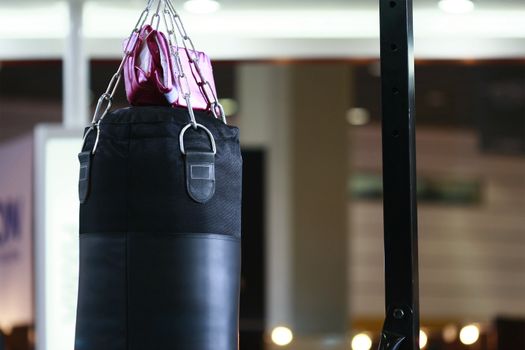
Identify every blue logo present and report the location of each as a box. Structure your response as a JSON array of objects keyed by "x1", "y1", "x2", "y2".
[{"x1": 0, "y1": 200, "x2": 21, "y2": 247}]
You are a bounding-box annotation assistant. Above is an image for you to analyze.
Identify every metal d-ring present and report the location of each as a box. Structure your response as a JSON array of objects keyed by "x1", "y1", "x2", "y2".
[
  {"x1": 92, "y1": 123, "x2": 101, "y2": 154},
  {"x1": 85, "y1": 93, "x2": 112, "y2": 155},
  {"x1": 80, "y1": 122, "x2": 102, "y2": 155},
  {"x1": 211, "y1": 102, "x2": 227, "y2": 124},
  {"x1": 179, "y1": 123, "x2": 217, "y2": 155},
  {"x1": 80, "y1": 124, "x2": 95, "y2": 150}
]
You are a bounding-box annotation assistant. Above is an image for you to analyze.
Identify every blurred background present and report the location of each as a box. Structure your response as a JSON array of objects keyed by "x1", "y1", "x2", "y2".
[{"x1": 0, "y1": 0, "x2": 524, "y2": 350}]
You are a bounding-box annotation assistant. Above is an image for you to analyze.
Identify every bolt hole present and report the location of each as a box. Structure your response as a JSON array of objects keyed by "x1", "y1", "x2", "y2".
[
  {"x1": 389, "y1": 1, "x2": 397, "y2": 8},
  {"x1": 392, "y1": 130, "x2": 400, "y2": 138},
  {"x1": 393, "y1": 308, "x2": 405, "y2": 319},
  {"x1": 392, "y1": 87, "x2": 400, "y2": 95},
  {"x1": 391, "y1": 43, "x2": 398, "y2": 52}
]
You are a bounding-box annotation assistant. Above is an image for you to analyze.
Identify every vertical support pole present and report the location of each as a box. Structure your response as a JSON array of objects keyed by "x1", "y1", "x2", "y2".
[
  {"x1": 63, "y1": 0, "x2": 89, "y2": 129},
  {"x1": 378, "y1": 0, "x2": 419, "y2": 350}
]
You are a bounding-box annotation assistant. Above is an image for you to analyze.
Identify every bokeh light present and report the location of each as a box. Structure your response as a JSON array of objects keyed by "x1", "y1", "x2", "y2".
[
  {"x1": 351, "y1": 333, "x2": 373, "y2": 350},
  {"x1": 271, "y1": 326, "x2": 293, "y2": 346},
  {"x1": 459, "y1": 324, "x2": 480, "y2": 345},
  {"x1": 420, "y1": 329, "x2": 428, "y2": 349}
]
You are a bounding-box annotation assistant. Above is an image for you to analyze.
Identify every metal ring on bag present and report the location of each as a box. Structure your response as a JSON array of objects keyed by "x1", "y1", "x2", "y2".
[
  {"x1": 211, "y1": 102, "x2": 227, "y2": 124},
  {"x1": 92, "y1": 93, "x2": 113, "y2": 124},
  {"x1": 92, "y1": 123, "x2": 101, "y2": 154},
  {"x1": 179, "y1": 123, "x2": 217, "y2": 155},
  {"x1": 79, "y1": 122, "x2": 101, "y2": 155},
  {"x1": 80, "y1": 125, "x2": 94, "y2": 151}
]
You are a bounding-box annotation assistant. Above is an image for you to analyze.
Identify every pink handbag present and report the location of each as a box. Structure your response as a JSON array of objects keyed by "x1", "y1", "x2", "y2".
[
  {"x1": 88, "y1": 0, "x2": 227, "y2": 132},
  {"x1": 123, "y1": 25, "x2": 174, "y2": 106},
  {"x1": 124, "y1": 25, "x2": 217, "y2": 111},
  {"x1": 170, "y1": 46, "x2": 218, "y2": 111},
  {"x1": 146, "y1": 27, "x2": 179, "y2": 104}
]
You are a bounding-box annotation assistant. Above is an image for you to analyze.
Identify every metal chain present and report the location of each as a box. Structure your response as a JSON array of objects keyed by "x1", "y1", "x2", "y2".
[
  {"x1": 85, "y1": 0, "x2": 155, "y2": 154},
  {"x1": 91, "y1": 0, "x2": 155, "y2": 125},
  {"x1": 85, "y1": 0, "x2": 226, "y2": 153},
  {"x1": 162, "y1": 1, "x2": 198, "y2": 128},
  {"x1": 164, "y1": 0, "x2": 227, "y2": 123},
  {"x1": 150, "y1": 0, "x2": 163, "y2": 30}
]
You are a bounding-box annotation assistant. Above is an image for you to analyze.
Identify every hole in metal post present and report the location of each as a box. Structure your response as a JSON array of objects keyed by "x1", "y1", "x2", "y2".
[
  {"x1": 391, "y1": 43, "x2": 398, "y2": 52},
  {"x1": 389, "y1": 1, "x2": 397, "y2": 8},
  {"x1": 392, "y1": 130, "x2": 400, "y2": 138},
  {"x1": 392, "y1": 88, "x2": 400, "y2": 95}
]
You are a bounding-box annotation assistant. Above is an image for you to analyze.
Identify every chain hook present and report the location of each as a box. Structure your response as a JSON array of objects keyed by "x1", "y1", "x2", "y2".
[
  {"x1": 211, "y1": 102, "x2": 227, "y2": 124},
  {"x1": 92, "y1": 93, "x2": 113, "y2": 124},
  {"x1": 184, "y1": 94, "x2": 198, "y2": 129}
]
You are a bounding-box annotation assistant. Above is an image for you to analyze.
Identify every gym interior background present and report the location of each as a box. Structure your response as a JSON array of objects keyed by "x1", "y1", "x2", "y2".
[{"x1": 0, "y1": 0, "x2": 524, "y2": 350}]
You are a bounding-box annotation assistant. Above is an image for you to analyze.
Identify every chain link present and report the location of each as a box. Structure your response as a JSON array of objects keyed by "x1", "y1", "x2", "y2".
[
  {"x1": 162, "y1": 3, "x2": 198, "y2": 127},
  {"x1": 87, "y1": 0, "x2": 227, "y2": 153},
  {"x1": 87, "y1": 1, "x2": 156, "y2": 153},
  {"x1": 91, "y1": 1, "x2": 155, "y2": 125},
  {"x1": 150, "y1": 0, "x2": 163, "y2": 30},
  {"x1": 164, "y1": 0, "x2": 227, "y2": 123}
]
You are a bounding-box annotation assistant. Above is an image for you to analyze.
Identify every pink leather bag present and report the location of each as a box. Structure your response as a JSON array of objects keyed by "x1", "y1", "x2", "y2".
[
  {"x1": 170, "y1": 47, "x2": 218, "y2": 111},
  {"x1": 123, "y1": 25, "x2": 176, "y2": 106},
  {"x1": 124, "y1": 25, "x2": 217, "y2": 110}
]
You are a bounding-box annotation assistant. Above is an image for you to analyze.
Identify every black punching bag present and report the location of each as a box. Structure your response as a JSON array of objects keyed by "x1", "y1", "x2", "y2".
[{"x1": 75, "y1": 106, "x2": 242, "y2": 350}]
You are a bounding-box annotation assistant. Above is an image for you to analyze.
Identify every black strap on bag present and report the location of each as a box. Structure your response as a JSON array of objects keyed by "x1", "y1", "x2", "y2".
[
  {"x1": 78, "y1": 0, "x2": 225, "y2": 204},
  {"x1": 78, "y1": 150, "x2": 92, "y2": 204},
  {"x1": 377, "y1": 1, "x2": 420, "y2": 350},
  {"x1": 180, "y1": 123, "x2": 217, "y2": 203}
]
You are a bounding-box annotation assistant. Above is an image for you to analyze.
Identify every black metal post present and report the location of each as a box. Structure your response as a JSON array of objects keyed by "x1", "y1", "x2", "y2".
[{"x1": 378, "y1": 1, "x2": 419, "y2": 350}]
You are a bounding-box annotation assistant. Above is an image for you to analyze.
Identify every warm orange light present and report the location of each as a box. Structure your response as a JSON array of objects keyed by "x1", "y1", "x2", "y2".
[
  {"x1": 420, "y1": 330, "x2": 428, "y2": 349},
  {"x1": 443, "y1": 324, "x2": 458, "y2": 343}
]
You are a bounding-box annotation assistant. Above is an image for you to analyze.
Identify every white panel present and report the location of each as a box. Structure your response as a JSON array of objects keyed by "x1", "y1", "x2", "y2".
[{"x1": 34, "y1": 126, "x2": 83, "y2": 350}]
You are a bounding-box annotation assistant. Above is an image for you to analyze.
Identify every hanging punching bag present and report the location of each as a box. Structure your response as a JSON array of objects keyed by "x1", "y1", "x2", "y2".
[
  {"x1": 74, "y1": 2, "x2": 241, "y2": 350},
  {"x1": 76, "y1": 107, "x2": 241, "y2": 350}
]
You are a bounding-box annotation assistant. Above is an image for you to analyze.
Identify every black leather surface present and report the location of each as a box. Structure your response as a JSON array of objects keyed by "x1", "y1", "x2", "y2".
[
  {"x1": 127, "y1": 233, "x2": 240, "y2": 350},
  {"x1": 185, "y1": 151, "x2": 216, "y2": 203},
  {"x1": 75, "y1": 232, "x2": 241, "y2": 350},
  {"x1": 75, "y1": 234, "x2": 127, "y2": 350}
]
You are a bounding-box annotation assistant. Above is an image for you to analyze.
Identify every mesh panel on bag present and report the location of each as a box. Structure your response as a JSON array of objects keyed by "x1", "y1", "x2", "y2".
[{"x1": 80, "y1": 106, "x2": 242, "y2": 237}]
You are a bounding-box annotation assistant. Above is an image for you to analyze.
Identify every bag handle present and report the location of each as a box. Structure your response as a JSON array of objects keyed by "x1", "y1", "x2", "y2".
[{"x1": 83, "y1": 0, "x2": 225, "y2": 155}]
